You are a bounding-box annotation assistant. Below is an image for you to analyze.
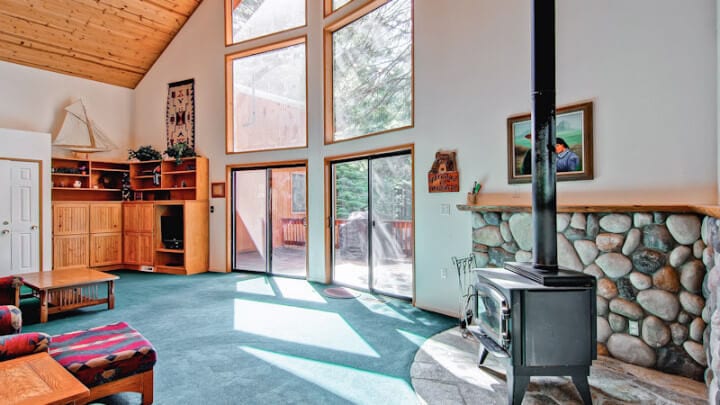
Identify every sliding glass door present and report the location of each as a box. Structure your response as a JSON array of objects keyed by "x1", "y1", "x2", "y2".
[
  {"x1": 331, "y1": 152, "x2": 413, "y2": 298},
  {"x1": 232, "y1": 165, "x2": 307, "y2": 277}
]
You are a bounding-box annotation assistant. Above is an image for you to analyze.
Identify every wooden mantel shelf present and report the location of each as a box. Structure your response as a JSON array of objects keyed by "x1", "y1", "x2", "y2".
[{"x1": 457, "y1": 195, "x2": 720, "y2": 218}]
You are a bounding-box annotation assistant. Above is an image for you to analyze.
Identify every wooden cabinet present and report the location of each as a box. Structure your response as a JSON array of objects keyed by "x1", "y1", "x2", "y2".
[
  {"x1": 53, "y1": 201, "x2": 123, "y2": 270},
  {"x1": 123, "y1": 202, "x2": 154, "y2": 268},
  {"x1": 90, "y1": 233, "x2": 122, "y2": 267},
  {"x1": 153, "y1": 201, "x2": 208, "y2": 275},
  {"x1": 123, "y1": 233, "x2": 153, "y2": 265},
  {"x1": 51, "y1": 156, "x2": 209, "y2": 275},
  {"x1": 53, "y1": 235, "x2": 89, "y2": 269}
]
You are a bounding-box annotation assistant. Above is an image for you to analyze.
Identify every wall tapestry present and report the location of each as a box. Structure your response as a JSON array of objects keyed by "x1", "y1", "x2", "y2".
[{"x1": 166, "y1": 79, "x2": 195, "y2": 149}]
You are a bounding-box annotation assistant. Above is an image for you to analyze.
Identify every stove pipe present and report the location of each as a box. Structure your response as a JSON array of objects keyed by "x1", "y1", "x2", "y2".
[{"x1": 530, "y1": 0, "x2": 557, "y2": 271}]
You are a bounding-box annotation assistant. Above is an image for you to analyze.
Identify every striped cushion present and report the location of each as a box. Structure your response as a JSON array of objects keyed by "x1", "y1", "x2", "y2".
[
  {"x1": 0, "y1": 332, "x2": 51, "y2": 360},
  {"x1": 49, "y1": 322, "x2": 156, "y2": 387},
  {"x1": 0, "y1": 305, "x2": 22, "y2": 335}
]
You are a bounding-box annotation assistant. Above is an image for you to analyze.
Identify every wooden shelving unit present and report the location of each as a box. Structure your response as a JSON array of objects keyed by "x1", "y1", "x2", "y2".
[
  {"x1": 51, "y1": 156, "x2": 209, "y2": 275},
  {"x1": 129, "y1": 157, "x2": 208, "y2": 201},
  {"x1": 52, "y1": 157, "x2": 129, "y2": 201}
]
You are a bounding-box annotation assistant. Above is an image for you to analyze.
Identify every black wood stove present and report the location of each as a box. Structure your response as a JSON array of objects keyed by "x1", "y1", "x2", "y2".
[
  {"x1": 470, "y1": 267, "x2": 596, "y2": 404},
  {"x1": 466, "y1": 0, "x2": 597, "y2": 403}
]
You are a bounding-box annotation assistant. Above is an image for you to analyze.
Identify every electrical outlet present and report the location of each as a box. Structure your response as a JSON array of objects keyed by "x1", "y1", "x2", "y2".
[
  {"x1": 440, "y1": 268, "x2": 447, "y2": 279},
  {"x1": 440, "y1": 204, "x2": 450, "y2": 216},
  {"x1": 628, "y1": 320, "x2": 640, "y2": 336}
]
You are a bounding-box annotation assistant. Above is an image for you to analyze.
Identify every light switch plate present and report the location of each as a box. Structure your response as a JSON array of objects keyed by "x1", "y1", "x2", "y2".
[
  {"x1": 628, "y1": 320, "x2": 640, "y2": 336},
  {"x1": 440, "y1": 204, "x2": 450, "y2": 216}
]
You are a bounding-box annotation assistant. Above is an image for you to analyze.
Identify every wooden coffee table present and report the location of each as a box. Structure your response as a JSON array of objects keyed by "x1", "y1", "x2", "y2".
[
  {"x1": 20, "y1": 268, "x2": 119, "y2": 323},
  {"x1": 0, "y1": 352, "x2": 89, "y2": 404}
]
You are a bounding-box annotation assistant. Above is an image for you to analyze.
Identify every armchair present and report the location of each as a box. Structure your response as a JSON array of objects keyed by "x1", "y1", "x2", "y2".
[
  {"x1": 0, "y1": 276, "x2": 23, "y2": 307},
  {"x1": 0, "y1": 305, "x2": 51, "y2": 361}
]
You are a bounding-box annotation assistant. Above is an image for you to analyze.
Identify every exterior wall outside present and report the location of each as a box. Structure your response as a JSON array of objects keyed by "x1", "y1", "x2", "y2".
[
  {"x1": 133, "y1": 0, "x2": 717, "y2": 312},
  {"x1": 0, "y1": 61, "x2": 134, "y2": 161}
]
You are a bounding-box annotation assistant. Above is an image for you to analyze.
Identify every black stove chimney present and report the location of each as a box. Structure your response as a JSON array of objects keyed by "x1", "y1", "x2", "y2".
[{"x1": 504, "y1": 0, "x2": 590, "y2": 287}]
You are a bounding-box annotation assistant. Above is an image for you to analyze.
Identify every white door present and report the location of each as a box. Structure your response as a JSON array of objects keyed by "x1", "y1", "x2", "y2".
[{"x1": 0, "y1": 160, "x2": 40, "y2": 276}]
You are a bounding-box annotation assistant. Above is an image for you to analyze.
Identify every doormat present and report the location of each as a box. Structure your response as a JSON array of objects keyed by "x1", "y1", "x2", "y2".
[{"x1": 323, "y1": 287, "x2": 360, "y2": 299}]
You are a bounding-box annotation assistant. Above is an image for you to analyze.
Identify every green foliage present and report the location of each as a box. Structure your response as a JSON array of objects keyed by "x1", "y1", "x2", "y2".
[
  {"x1": 334, "y1": 155, "x2": 412, "y2": 221},
  {"x1": 164, "y1": 142, "x2": 196, "y2": 165},
  {"x1": 128, "y1": 145, "x2": 161, "y2": 161}
]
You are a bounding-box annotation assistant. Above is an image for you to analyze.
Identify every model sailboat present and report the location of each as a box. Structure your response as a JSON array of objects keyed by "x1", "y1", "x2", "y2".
[{"x1": 53, "y1": 99, "x2": 117, "y2": 154}]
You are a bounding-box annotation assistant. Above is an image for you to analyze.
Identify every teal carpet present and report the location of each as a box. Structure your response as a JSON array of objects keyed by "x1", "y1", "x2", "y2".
[{"x1": 21, "y1": 271, "x2": 454, "y2": 404}]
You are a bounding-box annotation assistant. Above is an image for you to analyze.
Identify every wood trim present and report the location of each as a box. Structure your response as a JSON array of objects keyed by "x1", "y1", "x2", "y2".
[
  {"x1": 323, "y1": 0, "x2": 415, "y2": 144},
  {"x1": 225, "y1": 165, "x2": 232, "y2": 273},
  {"x1": 456, "y1": 197, "x2": 720, "y2": 217},
  {"x1": 323, "y1": 143, "x2": 415, "y2": 287},
  {"x1": 224, "y1": 0, "x2": 308, "y2": 47},
  {"x1": 225, "y1": 35, "x2": 308, "y2": 154}
]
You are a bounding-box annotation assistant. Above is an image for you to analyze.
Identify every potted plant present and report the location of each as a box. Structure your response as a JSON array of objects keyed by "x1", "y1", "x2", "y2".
[
  {"x1": 128, "y1": 145, "x2": 162, "y2": 161},
  {"x1": 164, "y1": 142, "x2": 196, "y2": 165}
]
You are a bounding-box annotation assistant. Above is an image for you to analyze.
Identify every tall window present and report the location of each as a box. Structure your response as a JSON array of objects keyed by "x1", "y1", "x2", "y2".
[
  {"x1": 324, "y1": 0, "x2": 414, "y2": 143},
  {"x1": 225, "y1": 0, "x2": 306, "y2": 45},
  {"x1": 225, "y1": 38, "x2": 307, "y2": 153}
]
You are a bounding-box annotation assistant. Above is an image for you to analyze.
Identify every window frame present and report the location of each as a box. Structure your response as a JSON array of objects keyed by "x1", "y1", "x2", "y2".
[
  {"x1": 224, "y1": 0, "x2": 309, "y2": 47},
  {"x1": 224, "y1": 35, "x2": 309, "y2": 154},
  {"x1": 323, "y1": 0, "x2": 415, "y2": 145}
]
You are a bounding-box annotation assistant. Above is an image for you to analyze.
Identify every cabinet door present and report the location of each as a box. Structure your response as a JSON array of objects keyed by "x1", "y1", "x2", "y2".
[
  {"x1": 124, "y1": 232, "x2": 153, "y2": 265},
  {"x1": 123, "y1": 203, "x2": 154, "y2": 233},
  {"x1": 54, "y1": 235, "x2": 89, "y2": 269},
  {"x1": 90, "y1": 233, "x2": 122, "y2": 267},
  {"x1": 53, "y1": 203, "x2": 89, "y2": 235},
  {"x1": 90, "y1": 203, "x2": 122, "y2": 233}
]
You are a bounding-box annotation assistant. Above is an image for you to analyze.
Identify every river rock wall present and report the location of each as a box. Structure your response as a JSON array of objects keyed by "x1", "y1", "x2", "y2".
[
  {"x1": 472, "y1": 211, "x2": 707, "y2": 381},
  {"x1": 703, "y1": 216, "x2": 720, "y2": 402}
]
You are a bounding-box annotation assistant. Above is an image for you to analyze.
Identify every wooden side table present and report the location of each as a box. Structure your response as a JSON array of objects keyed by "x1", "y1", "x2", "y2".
[{"x1": 0, "y1": 352, "x2": 89, "y2": 404}]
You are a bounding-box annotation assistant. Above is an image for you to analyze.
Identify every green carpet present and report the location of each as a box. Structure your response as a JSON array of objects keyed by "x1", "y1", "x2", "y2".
[{"x1": 21, "y1": 271, "x2": 454, "y2": 404}]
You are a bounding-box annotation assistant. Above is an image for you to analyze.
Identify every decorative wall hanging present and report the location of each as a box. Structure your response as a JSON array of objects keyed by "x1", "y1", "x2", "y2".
[
  {"x1": 166, "y1": 79, "x2": 195, "y2": 149},
  {"x1": 507, "y1": 101, "x2": 594, "y2": 184},
  {"x1": 428, "y1": 150, "x2": 459, "y2": 193}
]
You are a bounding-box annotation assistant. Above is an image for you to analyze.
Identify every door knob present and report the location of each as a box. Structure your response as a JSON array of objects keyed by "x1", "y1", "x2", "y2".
[
  {"x1": 1, "y1": 230, "x2": 9, "y2": 235},
  {"x1": 2, "y1": 221, "x2": 7, "y2": 225},
  {"x1": 31, "y1": 225, "x2": 38, "y2": 230}
]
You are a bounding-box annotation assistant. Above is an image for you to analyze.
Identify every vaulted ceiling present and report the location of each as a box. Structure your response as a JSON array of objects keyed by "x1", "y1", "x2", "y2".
[{"x1": 0, "y1": 0, "x2": 202, "y2": 88}]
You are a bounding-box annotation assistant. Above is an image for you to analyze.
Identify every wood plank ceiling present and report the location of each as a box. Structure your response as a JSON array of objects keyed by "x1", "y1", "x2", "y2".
[{"x1": 0, "y1": 0, "x2": 202, "y2": 88}]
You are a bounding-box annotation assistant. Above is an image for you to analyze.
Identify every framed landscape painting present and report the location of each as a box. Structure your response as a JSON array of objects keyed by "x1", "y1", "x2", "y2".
[{"x1": 507, "y1": 101, "x2": 594, "y2": 184}]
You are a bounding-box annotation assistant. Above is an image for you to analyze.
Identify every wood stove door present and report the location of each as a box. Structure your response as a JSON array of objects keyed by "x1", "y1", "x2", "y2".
[{"x1": 522, "y1": 289, "x2": 593, "y2": 367}]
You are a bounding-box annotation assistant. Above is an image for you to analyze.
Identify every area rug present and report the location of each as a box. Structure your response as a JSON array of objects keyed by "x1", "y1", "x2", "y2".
[{"x1": 323, "y1": 286, "x2": 360, "y2": 299}]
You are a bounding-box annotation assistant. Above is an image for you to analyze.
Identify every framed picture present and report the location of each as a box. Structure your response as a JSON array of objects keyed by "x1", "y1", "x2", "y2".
[
  {"x1": 507, "y1": 101, "x2": 593, "y2": 184},
  {"x1": 211, "y1": 182, "x2": 225, "y2": 198}
]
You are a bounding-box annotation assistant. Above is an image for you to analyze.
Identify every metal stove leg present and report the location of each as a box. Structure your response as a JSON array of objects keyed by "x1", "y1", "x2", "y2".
[
  {"x1": 571, "y1": 372, "x2": 592, "y2": 404},
  {"x1": 478, "y1": 346, "x2": 489, "y2": 366},
  {"x1": 507, "y1": 371, "x2": 529, "y2": 405}
]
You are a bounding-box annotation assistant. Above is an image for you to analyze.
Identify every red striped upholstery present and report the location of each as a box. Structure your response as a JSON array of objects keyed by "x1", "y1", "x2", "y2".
[{"x1": 49, "y1": 322, "x2": 157, "y2": 388}]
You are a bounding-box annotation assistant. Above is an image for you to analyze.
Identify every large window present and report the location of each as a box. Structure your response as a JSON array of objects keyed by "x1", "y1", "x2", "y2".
[
  {"x1": 225, "y1": 0, "x2": 306, "y2": 45},
  {"x1": 225, "y1": 37, "x2": 307, "y2": 153},
  {"x1": 324, "y1": 0, "x2": 414, "y2": 143}
]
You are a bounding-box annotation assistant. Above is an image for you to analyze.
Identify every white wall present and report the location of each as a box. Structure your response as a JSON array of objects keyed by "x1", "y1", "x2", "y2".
[
  {"x1": 135, "y1": 0, "x2": 718, "y2": 315},
  {"x1": 0, "y1": 129, "x2": 53, "y2": 271},
  {"x1": 0, "y1": 61, "x2": 135, "y2": 161}
]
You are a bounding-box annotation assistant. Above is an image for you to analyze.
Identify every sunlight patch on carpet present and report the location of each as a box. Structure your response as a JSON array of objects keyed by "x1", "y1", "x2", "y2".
[
  {"x1": 274, "y1": 278, "x2": 326, "y2": 303},
  {"x1": 241, "y1": 346, "x2": 417, "y2": 405},
  {"x1": 234, "y1": 299, "x2": 378, "y2": 357},
  {"x1": 356, "y1": 295, "x2": 413, "y2": 323},
  {"x1": 396, "y1": 329, "x2": 426, "y2": 347},
  {"x1": 236, "y1": 277, "x2": 276, "y2": 296}
]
